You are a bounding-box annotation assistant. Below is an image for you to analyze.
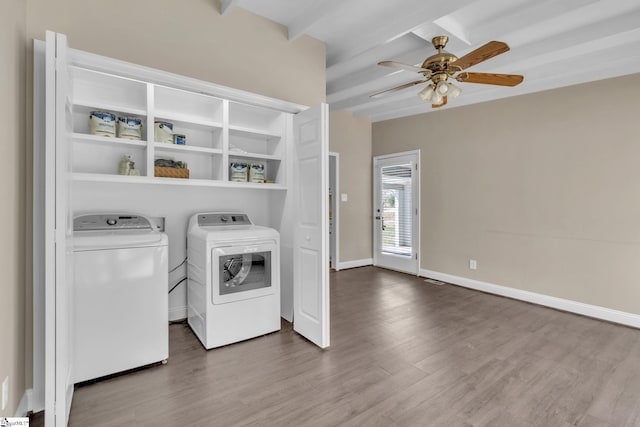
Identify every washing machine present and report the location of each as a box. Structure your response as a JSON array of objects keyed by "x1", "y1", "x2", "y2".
[
  {"x1": 187, "y1": 212, "x2": 280, "y2": 349},
  {"x1": 72, "y1": 213, "x2": 168, "y2": 383}
]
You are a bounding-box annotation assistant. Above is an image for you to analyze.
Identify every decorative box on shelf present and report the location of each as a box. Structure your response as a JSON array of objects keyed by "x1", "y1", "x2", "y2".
[
  {"x1": 155, "y1": 158, "x2": 189, "y2": 179},
  {"x1": 154, "y1": 166, "x2": 189, "y2": 179}
]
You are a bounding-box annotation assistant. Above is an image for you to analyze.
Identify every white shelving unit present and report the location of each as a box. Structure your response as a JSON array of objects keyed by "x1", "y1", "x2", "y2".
[{"x1": 70, "y1": 68, "x2": 287, "y2": 188}]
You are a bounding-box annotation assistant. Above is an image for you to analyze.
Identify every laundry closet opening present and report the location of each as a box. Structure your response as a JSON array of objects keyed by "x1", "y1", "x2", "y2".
[{"x1": 33, "y1": 31, "x2": 330, "y2": 426}]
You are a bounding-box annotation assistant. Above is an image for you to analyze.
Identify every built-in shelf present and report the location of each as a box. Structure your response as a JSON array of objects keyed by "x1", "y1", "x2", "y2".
[
  {"x1": 229, "y1": 125, "x2": 281, "y2": 140},
  {"x1": 153, "y1": 143, "x2": 223, "y2": 155},
  {"x1": 74, "y1": 101, "x2": 147, "y2": 117},
  {"x1": 72, "y1": 132, "x2": 147, "y2": 148},
  {"x1": 228, "y1": 152, "x2": 281, "y2": 161},
  {"x1": 73, "y1": 173, "x2": 287, "y2": 190},
  {"x1": 154, "y1": 112, "x2": 223, "y2": 130}
]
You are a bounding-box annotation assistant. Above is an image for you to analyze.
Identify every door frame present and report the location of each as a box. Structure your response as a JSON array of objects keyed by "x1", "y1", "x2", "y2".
[
  {"x1": 373, "y1": 149, "x2": 421, "y2": 275},
  {"x1": 329, "y1": 152, "x2": 340, "y2": 271}
]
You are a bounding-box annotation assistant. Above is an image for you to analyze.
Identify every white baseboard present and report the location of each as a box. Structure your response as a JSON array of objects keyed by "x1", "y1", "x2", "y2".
[
  {"x1": 420, "y1": 268, "x2": 640, "y2": 329},
  {"x1": 169, "y1": 306, "x2": 187, "y2": 322},
  {"x1": 15, "y1": 389, "x2": 31, "y2": 417},
  {"x1": 336, "y1": 258, "x2": 373, "y2": 271}
]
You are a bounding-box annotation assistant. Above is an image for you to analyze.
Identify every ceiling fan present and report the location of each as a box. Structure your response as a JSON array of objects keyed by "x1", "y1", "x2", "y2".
[{"x1": 372, "y1": 35, "x2": 524, "y2": 108}]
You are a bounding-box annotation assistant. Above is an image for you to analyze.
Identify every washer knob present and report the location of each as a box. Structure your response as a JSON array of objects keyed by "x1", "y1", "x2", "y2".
[{"x1": 106, "y1": 218, "x2": 117, "y2": 226}]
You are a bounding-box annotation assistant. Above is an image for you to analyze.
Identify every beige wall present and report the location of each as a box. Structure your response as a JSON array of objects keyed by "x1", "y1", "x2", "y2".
[
  {"x1": 21, "y1": 0, "x2": 326, "y2": 407},
  {"x1": 0, "y1": 0, "x2": 27, "y2": 417},
  {"x1": 329, "y1": 110, "x2": 372, "y2": 263},
  {"x1": 373, "y1": 73, "x2": 640, "y2": 314},
  {"x1": 26, "y1": 0, "x2": 326, "y2": 106}
]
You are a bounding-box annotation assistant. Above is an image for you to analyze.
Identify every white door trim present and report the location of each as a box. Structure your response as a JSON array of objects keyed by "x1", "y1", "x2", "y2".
[{"x1": 374, "y1": 149, "x2": 421, "y2": 161}]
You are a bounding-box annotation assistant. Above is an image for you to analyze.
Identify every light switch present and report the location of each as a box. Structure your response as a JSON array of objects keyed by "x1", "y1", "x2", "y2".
[{"x1": 341, "y1": 193, "x2": 348, "y2": 202}]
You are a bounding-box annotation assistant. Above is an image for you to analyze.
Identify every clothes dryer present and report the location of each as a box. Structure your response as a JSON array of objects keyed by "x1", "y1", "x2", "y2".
[{"x1": 187, "y1": 212, "x2": 280, "y2": 349}]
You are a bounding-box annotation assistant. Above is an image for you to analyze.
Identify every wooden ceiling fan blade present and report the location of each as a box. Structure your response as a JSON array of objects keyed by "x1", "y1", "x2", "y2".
[
  {"x1": 370, "y1": 79, "x2": 429, "y2": 98},
  {"x1": 459, "y1": 72, "x2": 524, "y2": 86},
  {"x1": 451, "y1": 41, "x2": 510, "y2": 71},
  {"x1": 432, "y1": 96, "x2": 447, "y2": 108},
  {"x1": 378, "y1": 61, "x2": 430, "y2": 74}
]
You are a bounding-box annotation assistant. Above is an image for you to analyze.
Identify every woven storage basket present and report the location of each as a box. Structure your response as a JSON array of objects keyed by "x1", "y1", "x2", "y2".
[{"x1": 154, "y1": 166, "x2": 189, "y2": 179}]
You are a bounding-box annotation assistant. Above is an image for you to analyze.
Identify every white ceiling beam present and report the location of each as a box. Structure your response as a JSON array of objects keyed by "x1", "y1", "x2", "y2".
[
  {"x1": 462, "y1": 13, "x2": 640, "y2": 73},
  {"x1": 328, "y1": 70, "x2": 420, "y2": 104},
  {"x1": 327, "y1": 37, "x2": 428, "y2": 93},
  {"x1": 486, "y1": 0, "x2": 640, "y2": 51},
  {"x1": 327, "y1": 66, "x2": 415, "y2": 100},
  {"x1": 327, "y1": 33, "x2": 428, "y2": 82},
  {"x1": 433, "y1": 15, "x2": 471, "y2": 45},
  {"x1": 466, "y1": 0, "x2": 599, "y2": 46},
  {"x1": 326, "y1": 0, "x2": 476, "y2": 66},
  {"x1": 287, "y1": 0, "x2": 343, "y2": 41},
  {"x1": 220, "y1": 0, "x2": 243, "y2": 16}
]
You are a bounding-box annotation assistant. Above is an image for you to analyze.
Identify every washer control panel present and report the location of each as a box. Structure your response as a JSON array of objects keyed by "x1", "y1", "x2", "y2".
[
  {"x1": 74, "y1": 214, "x2": 153, "y2": 231},
  {"x1": 198, "y1": 213, "x2": 252, "y2": 227}
]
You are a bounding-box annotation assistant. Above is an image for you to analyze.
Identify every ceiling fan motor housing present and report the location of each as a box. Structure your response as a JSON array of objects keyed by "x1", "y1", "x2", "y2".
[{"x1": 421, "y1": 52, "x2": 458, "y2": 73}]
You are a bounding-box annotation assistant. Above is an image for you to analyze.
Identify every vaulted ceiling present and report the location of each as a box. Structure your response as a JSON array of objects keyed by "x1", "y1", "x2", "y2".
[{"x1": 222, "y1": 0, "x2": 640, "y2": 122}]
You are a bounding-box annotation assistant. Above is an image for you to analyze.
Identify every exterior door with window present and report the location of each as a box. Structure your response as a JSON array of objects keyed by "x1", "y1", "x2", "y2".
[{"x1": 373, "y1": 151, "x2": 420, "y2": 274}]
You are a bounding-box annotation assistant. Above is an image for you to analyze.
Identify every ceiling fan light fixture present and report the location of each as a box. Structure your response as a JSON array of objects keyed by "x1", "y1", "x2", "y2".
[
  {"x1": 431, "y1": 91, "x2": 443, "y2": 105},
  {"x1": 447, "y1": 82, "x2": 462, "y2": 99},
  {"x1": 417, "y1": 85, "x2": 435, "y2": 102},
  {"x1": 436, "y1": 80, "x2": 449, "y2": 95}
]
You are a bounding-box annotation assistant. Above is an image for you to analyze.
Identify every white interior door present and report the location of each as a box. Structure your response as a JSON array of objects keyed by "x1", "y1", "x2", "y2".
[
  {"x1": 44, "y1": 31, "x2": 74, "y2": 427},
  {"x1": 292, "y1": 104, "x2": 330, "y2": 349},
  {"x1": 373, "y1": 151, "x2": 420, "y2": 275}
]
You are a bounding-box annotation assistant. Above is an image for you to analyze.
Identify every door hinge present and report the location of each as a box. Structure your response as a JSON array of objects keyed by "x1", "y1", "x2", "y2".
[{"x1": 415, "y1": 253, "x2": 418, "y2": 260}]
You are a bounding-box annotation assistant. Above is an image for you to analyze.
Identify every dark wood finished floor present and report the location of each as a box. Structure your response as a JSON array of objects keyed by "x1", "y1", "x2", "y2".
[{"x1": 35, "y1": 266, "x2": 640, "y2": 426}]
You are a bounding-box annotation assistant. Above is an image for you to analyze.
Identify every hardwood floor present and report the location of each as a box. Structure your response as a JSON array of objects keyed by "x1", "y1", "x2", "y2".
[{"x1": 38, "y1": 266, "x2": 640, "y2": 426}]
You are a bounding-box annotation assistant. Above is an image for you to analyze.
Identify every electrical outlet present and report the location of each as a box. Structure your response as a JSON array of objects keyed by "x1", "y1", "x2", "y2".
[
  {"x1": 469, "y1": 259, "x2": 477, "y2": 270},
  {"x1": 2, "y1": 376, "x2": 8, "y2": 411}
]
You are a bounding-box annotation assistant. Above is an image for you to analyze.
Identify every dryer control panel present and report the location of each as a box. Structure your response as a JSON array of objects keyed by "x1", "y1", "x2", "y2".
[{"x1": 197, "y1": 213, "x2": 252, "y2": 227}]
